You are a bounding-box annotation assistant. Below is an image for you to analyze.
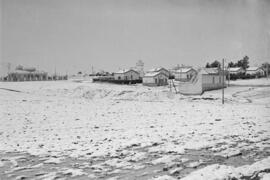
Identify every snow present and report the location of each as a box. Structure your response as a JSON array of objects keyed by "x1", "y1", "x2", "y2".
[
  {"x1": 181, "y1": 157, "x2": 270, "y2": 180},
  {"x1": 34, "y1": 172, "x2": 58, "y2": 180},
  {"x1": 43, "y1": 157, "x2": 62, "y2": 164},
  {"x1": 0, "y1": 161, "x2": 4, "y2": 167},
  {"x1": 0, "y1": 80, "x2": 269, "y2": 179},
  {"x1": 124, "y1": 151, "x2": 147, "y2": 162},
  {"x1": 186, "y1": 160, "x2": 204, "y2": 168},
  {"x1": 104, "y1": 158, "x2": 132, "y2": 168},
  {"x1": 152, "y1": 155, "x2": 179, "y2": 165},
  {"x1": 151, "y1": 175, "x2": 177, "y2": 180},
  {"x1": 60, "y1": 168, "x2": 87, "y2": 177},
  {"x1": 169, "y1": 167, "x2": 183, "y2": 175},
  {"x1": 260, "y1": 173, "x2": 270, "y2": 180},
  {"x1": 229, "y1": 78, "x2": 270, "y2": 86}
]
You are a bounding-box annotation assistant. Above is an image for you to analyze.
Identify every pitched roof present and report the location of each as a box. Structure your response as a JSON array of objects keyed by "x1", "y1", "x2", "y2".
[
  {"x1": 10, "y1": 70, "x2": 30, "y2": 74},
  {"x1": 246, "y1": 67, "x2": 261, "y2": 71},
  {"x1": 228, "y1": 67, "x2": 242, "y2": 72},
  {"x1": 203, "y1": 68, "x2": 219, "y2": 74},
  {"x1": 114, "y1": 69, "x2": 139, "y2": 74},
  {"x1": 144, "y1": 71, "x2": 168, "y2": 77},
  {"x1": 175, "y1": 67, "x2": 195, "y2": 73},
  {"x1": 148, "y1": 67, "x2": 168, "y2": 73},
  {"x1": 9, "y1": 69, "x2": 47, "y2": 75},
  {"x1": 200, "y1": 68, "x2": 223, "y2": 75}
]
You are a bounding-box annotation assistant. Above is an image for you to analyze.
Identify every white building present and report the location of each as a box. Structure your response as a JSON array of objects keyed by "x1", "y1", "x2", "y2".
[
  {"x1": 179, "y1": 68, "x2": 226, "y2": 95},
  {"x1": 7, "y1": 66, "x2": 48, "y2": 81},
  {"x1": 228, "y1": 67, "x2": 245, "y2": 75},
  {"x1": 113, "y1": 69, "x2": 140, "y2": 80},
  {"x1": 147, "y1": 67, "x2": 170, "y2": 77},
  {"x1": 143, "y1": 71, "x2": 168, "y2": 86},
  {"x1": 246, "y1": 67, "x2": 265, "y2": 77},
  {"x1": 135, "y1": 60, "x2": 144, "y2": 78},
  {"x1": 172, "y1": 67, "x2": 197, "y2": 81},
  {"x1": 201, "y1": 68, "x2": 225, "y2": 92}
]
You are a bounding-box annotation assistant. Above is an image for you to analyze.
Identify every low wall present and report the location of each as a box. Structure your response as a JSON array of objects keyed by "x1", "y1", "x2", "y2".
[
  {"x1": 93, "y1": 79, "x2": 142, "y2": 84},
  {"x1": 143, "y1": 82, "x2": 168, "y2": 86},
  {"x1": 202, "y1": 83, "x2": 226, "y2": 92}
]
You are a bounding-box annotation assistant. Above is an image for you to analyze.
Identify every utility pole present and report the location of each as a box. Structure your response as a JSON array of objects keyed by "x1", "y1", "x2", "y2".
[
  {"x1": 222, "y1": 59, "x2": 225, "y2": 104},
  {"x1": 54, "y1": 66, "x2": 56, "y2": 81},
  {"x1": 7, "y1": 62, "x2": 11, "y2": 73},
  {"x1": 228, "y1": 65, "x2": 230, "y2": 87},
  {"x1": 7, "y1": 62, "x2": 11, "y2": 81},
  {"x1": 267, "y1": 63, "x2": 269, "y2": 79}
]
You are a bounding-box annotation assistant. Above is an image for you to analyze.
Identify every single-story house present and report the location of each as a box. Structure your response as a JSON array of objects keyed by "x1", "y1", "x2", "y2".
[
  {"x1": 201, "y1": 68, "x2": 226, "y2": 92},
  {"x1": 179, "y1": 68, "x2": 226, "y2": 95},
  {"x1": 7, "y1": 67, "x2": 48, "y2": 81},
  {"x1": 143, "y1": 71, "x2": 169, "y2": 86},
  {"x1": 113, "y1": 69, "x2": 140, "y2": 80},
  {"x1": 147, "y1": 67, "x2": 170, "y2": 77},
  {"x1": 228, "y1": 67, "x2": 245, "y2": 75},
  {"x1": 172, "y1": 67, "x2": 197, "y2": 81},
  {"x1": 245, "y1": 67, "x2": 265, "y2": 77}
]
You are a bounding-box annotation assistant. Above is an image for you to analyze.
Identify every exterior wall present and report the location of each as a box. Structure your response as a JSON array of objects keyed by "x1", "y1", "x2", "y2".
[
  {"x1": 202, "y1": 74, "x2": 225, "y2": 91},
  {"x1": 175, "y1": 72, "x2": 188, "y2": 80},
  {"x1": 179, "y1": 72, "x2": 203, "y2": 95},
  {"x1": 143, "y1": 74, "x2": 168, "y2": 86},
  {"x1": 114, "y1": 71, "x2": 140, "y2": 80},
  {"x1": 179, "y1": 70, "x2": 225, "y2": 95},
  {"x1": 8, "y1": 73, "x2": 48, "y2": 81},
  {"x1": 143, "y1": 77, "x2": 155, "y2": 84}
]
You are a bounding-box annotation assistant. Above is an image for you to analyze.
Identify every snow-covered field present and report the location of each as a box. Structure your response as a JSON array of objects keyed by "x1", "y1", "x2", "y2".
[
  {"x1": 0, "y1": 79, "x2": 270, "y2": 180},
  {"x1": 229, "y1": 78, "x2": 270, "y2": 86}
]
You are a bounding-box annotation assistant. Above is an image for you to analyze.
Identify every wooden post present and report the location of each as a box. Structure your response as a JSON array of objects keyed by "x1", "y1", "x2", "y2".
[
  {"x1": 54, "y1": 66, "x2": 56, "y2": 81},
  {"x1": 267, "y1": 63, "x2": 269, "y2": 79},
  {"x1": 7, "y1": 63, "x2": 11, "y2": 81},
  {"x1": 222, "y1": 59, "x2": 225, "y2": 104},
  {"x1": 180, "y1": 66, "x2": 182, "y2": 81},
  {"x1": 228, "y1": 65, "x2": 230, "y2": 87}
]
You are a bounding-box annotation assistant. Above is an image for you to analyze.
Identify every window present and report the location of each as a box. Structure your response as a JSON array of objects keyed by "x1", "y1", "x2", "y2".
[
  {"x1": 212, "y1": 77, "x2": 215, "y2": 84},
  {"x1": 118, "y1": 76, "x2": 121, "y2": 80}
]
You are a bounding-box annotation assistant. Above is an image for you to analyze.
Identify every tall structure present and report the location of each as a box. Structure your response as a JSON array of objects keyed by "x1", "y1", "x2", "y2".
[{"x1": 136, "y1": 60, "x2": 144, "y2": 77}]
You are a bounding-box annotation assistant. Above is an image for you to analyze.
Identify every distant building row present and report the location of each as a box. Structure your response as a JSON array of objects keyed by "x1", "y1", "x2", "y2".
[
  {"x1": 2, "y1": 65, "x2": 67, "y2": 81},
  {"x1": 228, "y1": 67, "x2": 265, "y2": 77}
]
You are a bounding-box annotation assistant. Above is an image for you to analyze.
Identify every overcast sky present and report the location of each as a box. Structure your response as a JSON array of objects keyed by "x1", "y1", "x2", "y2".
[{"x1": 1, "y1": 0, "x2": 270, "y2": 74}]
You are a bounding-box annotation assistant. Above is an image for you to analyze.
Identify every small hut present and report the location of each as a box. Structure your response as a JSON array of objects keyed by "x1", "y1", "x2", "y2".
[
  {"x1": 143, "y1": 71, "x2": 168, "y2": 86},
  {"x1": 179, "y1": 68, "x2": 226, "y2": 95},
  {"x1": 7, "y1": 66, "x2": 48, "y2": 81},
  {"x1": 245, "y1": 67, "x2": 265, "y2": 77},
  {"x1": 147, "y1": 67, "x2": 170, "y2": 77},
  {"x1": 228, "y1": 67, "x2": 245, "y2": 75},
  {"x1": 113, "y1": 69, "x2": 140, "y2": 81},
  {"x1": 172, "y1": 67, "x2": 197, "y2": 81}
]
